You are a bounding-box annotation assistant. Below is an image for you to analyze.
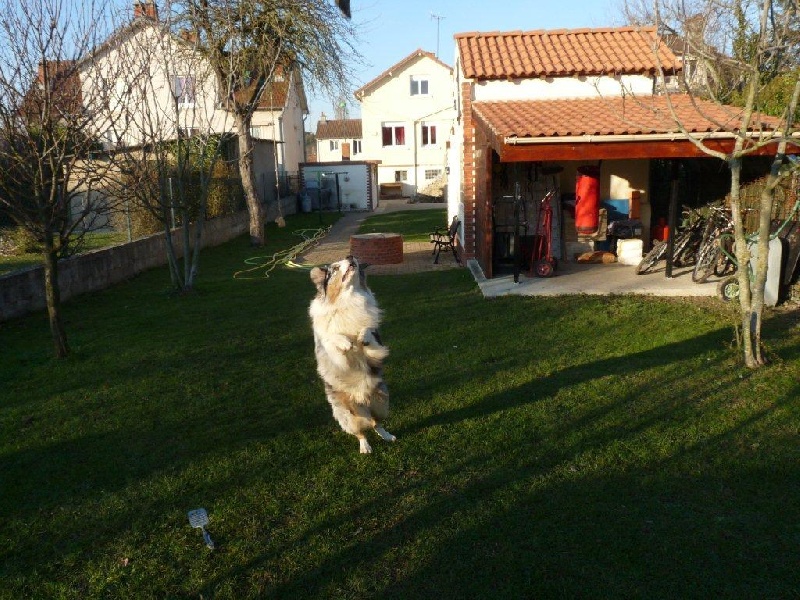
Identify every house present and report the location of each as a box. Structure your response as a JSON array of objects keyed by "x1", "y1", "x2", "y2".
[
  {"x1": 448, "y1": 26, "x2": 789, "y2": 279},
  {"x1": 245, "y1": 65, "x2": 309, "y2": 192},
  {"x1": 315, "y1": 116, "x2": 363, "y2": 162},
  {"x1": 661, "y1": 15, "x2": 719, "y2": 95},
  {"x1": 355, "y1": 49, "x2": 455, "y2": 198},
  {"x1": 78, "y1": 0, "x2": 306, "y2": 204}
]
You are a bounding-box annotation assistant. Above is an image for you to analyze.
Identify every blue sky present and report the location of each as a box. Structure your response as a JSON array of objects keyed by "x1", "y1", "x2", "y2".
[{"x1": 307, "y1": 0, "x2": 621, "y2": 129}]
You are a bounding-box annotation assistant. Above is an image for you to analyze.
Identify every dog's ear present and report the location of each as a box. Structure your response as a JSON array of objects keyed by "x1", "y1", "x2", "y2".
[{"x1": 310, "y1": 266, "x2": 328, "y2": 292}]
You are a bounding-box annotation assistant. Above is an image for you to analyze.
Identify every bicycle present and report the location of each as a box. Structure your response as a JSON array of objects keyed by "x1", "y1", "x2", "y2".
[
  {"x1": 691, "y1": 204, "x2": 736, "y2": 283},
  {"x1": 717, "y1": 199, "x2": 800, "y2": 302},
  {"x1": 636, "y1": 208, "x2": 706, "y2": 275}
]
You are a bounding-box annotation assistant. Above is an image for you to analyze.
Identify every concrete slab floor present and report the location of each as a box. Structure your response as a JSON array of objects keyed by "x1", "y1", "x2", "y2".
[{"x1": 470, "y1": 259, "x2": 722, "y2": 298}]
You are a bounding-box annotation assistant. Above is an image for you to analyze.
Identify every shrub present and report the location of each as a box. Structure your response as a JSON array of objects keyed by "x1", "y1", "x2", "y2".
[{"x1": 6, "y1": 226, "x2": 41, "y2": 254}]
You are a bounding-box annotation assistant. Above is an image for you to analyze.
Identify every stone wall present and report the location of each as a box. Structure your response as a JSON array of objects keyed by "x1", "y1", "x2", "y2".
[{"x1": 0, "y1": 195, "x2": 296, "y2": 322}]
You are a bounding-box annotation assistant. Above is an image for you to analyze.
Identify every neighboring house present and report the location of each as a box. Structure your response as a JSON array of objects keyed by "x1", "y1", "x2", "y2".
[
  {"x1": 246, "y1": 65, "x2": 309, "y2": 188},
  {"x1": 315, "y1": 116, "x2": 363, "y2": 162},
  {"x1": 661, "y1": 15, "x2": 718, "y2": 95},
  {"x1": 449, "y1": 26, "x2": 786, "y2": 279},
  {"x1": 355, "y1": 49, "x2": 456, "y2": 197},
  {"x1": 78, "y1": 0, "x2": 305, "y2": 203}
]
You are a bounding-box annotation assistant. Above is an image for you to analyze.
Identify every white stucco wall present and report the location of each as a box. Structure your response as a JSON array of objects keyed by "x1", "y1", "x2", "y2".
[
  {"x1": 301, "y1": 163, "x2": 372, "y2": 211},
  {"x1": 316, "y1": 137, "x2": 364, "y2": 163},
  {"x1": 358, "y1": 53, "x2": 456, "y2": 193},
  {"x1": 472, "y1": 74, "x2": 655, "y2": 102},
  {"x1": 250, "y1": 71, "x2": 307, "y2": 174},
  {"x1": 80, "y1": 23, "x2": 232, "y2": 148}
]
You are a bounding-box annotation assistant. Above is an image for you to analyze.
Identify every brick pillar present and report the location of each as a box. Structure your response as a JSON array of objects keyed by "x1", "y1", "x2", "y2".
[{"x1": 461, "y1": 81, "x2": 477, "y2": 261}]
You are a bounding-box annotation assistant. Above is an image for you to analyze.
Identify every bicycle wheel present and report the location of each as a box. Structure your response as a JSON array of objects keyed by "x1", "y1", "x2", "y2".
[
  {"x1": 692, "y1": 238, "x2": 719, "y2": 283},
  {"x1": 636, "y1": 240, "x2": 666, "y2": 275},
  {"x1": 717, "y1": 276, "x2": 740, "y2": 302},
  {"x1": 713, "y1": 237, "x2": 736, "y2": 277},
  {"x1": 673, "y1": 227, "x2": 702, "y2": 267}
]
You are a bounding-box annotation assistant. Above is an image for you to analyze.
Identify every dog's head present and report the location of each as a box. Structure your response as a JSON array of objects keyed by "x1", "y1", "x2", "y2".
[{"x1": 310, "y1": 256, "x2": 369, "y2": 303}]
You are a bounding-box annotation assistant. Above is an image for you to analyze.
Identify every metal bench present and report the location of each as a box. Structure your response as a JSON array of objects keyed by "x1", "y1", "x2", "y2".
[{"x1": 430, "y1": 216, "x2": 461, "y2": 264}]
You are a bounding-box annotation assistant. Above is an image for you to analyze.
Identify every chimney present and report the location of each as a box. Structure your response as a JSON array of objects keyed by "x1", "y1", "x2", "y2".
[
  {"x1": 133, "y1": 0, "x2": 158, "y2": 20},
  {"x1": 319, "y1": 112, "x2": 327, "y2": 123}
]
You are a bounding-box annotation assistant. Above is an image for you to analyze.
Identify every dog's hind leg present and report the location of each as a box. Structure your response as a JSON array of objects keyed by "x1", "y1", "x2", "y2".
[
  {"x1": 369, "y1": 382, "x2": 395, "y2": 443},
  {"x1": 327, "y1": 387, "x2": 377, "y2": 454}
]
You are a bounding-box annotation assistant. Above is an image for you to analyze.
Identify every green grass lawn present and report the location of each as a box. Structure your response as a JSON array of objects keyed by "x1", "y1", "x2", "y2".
[
  {"x1": 357, "y1": 207, "x2": 446, "y2": 242},
  {"x1": 1, "y1": 211, "x2": 799, "y2": 599}
]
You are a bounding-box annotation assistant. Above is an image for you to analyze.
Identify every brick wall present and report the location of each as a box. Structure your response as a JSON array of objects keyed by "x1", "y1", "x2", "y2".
[{"x1": 461, "y1": 81, "x2": 477, "y2": 262}]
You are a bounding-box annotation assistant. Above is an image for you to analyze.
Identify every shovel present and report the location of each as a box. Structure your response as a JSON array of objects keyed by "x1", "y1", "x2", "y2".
[{"x1": 187, "y1": 508, "x2": 215, "y2": 550}]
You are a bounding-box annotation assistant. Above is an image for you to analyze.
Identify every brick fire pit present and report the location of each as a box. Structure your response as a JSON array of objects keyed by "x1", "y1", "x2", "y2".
[{"x1": 349, "y1": 233, "x2": 403, "y2": 265}]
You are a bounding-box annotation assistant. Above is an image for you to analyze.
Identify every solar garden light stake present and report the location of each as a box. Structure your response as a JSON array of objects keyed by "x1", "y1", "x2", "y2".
[{"x1": 187, "y1": 508, "x2": 215, "y2": 550}]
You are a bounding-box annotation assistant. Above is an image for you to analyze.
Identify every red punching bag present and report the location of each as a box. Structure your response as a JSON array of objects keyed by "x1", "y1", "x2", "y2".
[{"x1": 575, "y1": 166, "x2": 600, "y2": 233}]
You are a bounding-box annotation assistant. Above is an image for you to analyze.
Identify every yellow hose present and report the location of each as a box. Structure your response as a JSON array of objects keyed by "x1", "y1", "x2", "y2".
[{"x1": 233, "y1": 226, "x2": 331, "y2": 279}]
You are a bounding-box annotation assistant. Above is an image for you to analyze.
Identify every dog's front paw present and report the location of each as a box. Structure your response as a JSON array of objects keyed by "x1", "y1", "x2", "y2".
[
  {"x1": 359, "y1": 438, "x2": 373, "y2": 454},
  {"x1": 333, "y1": 335, "x2": 352, "y2": 353}
]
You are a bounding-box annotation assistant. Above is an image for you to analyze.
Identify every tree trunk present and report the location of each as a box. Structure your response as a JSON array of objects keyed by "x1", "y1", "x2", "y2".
[
  {"x1": 728, "y1": 158, "x2": 759, "y2": 368},
  {"x1": 42, "y1": 234, "x2": 69, "y2": 358},
  {"x1": 189, "y1": 205, "x2": 205, "y2": 289},
  {"x1": 235, "y1": 112, "x2": 264, "y2": 246}
]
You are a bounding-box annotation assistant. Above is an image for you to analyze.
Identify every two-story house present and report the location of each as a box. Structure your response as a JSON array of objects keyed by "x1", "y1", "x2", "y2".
[
  {"x1": 315, "y1": 116, "x2": 363, "y2": 162},
  {"x1": 79, "y1": 1, "x2": 307, "y2": 203},
  {"x1": 449, "y1": 26, "x2": 784, "y2": 279},
  {"x1": 355, "y1": 49, "x2": 455, "y2": 197}
]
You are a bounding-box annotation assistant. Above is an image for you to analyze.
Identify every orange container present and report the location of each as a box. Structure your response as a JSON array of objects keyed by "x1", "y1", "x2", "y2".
[{"x1": 651, "y1": 218, "x2": 669, "y2": 241}]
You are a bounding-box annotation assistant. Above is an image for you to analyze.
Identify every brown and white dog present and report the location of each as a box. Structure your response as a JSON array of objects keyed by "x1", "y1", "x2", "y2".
[{"x1": 309, "y1": 256, "x2": 396, "y2": 454}]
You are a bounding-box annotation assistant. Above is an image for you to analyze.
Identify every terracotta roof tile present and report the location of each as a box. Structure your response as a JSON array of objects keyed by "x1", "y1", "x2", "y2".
[
  {"x1": 456, "y1": 27, "x2": 680, "y2": 80},
  {"x1": 472, "y1": 95, "x2": 779, "y2": 139},
  {"x1": 316, "y1": 118, "x2": 362, "y2": 139}
]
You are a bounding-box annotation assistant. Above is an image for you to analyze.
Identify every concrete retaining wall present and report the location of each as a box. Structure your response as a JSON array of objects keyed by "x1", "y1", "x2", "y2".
[{"x1": 0, "y1": 195, "x2": 296, "y2": 322}]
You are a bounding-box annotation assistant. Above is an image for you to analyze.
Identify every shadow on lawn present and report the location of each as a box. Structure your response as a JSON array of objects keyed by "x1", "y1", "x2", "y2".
[{"x1": 191, "y1": 327, "x2": 800, "y2": 598}]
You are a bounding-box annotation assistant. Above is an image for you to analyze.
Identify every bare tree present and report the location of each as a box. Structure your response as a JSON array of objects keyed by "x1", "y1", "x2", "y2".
[
  {"x1": 644, "y1": 0, "x2": 800, "y2": 367},
  {"x1": 86, "y1": 4, "x2": 231, "y2": 291},
  {"x1": 175, "y1": 0, "x2": 360, "y2": 246},
  {"x1": 0, "y1": 0, "x2": 126, "y2": 358}
]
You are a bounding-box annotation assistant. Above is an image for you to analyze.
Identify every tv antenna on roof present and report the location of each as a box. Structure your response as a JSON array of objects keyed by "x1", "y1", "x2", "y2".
[{"x1": 431, "y1": 13, "x2": 445, "y2": 58}]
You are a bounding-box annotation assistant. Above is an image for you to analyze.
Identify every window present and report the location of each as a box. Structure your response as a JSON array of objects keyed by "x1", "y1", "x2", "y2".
[
  {"x1": 394, "y1": 170, "x2": 408, "y2": 182},
  {"x1": 329, "y1": 140, "x2": 339, "y2": 151},
  {"x1": 250, "y1": 126, "x2": 262, "y2": 139},
  {"x1": 425, "y1": 169, "x2": 442, "y2": 180},
  {"x1": 410, "y1": 75, "x2": 429, "y2": 96},
  {"x1": 352, "y1": 140, "x2": 362, "y2": 155},
  {"x1": 381, "y1": 123, "x2": 405, "y2": 147},
  {"x1": 173, "y1": 75, "x2": 196, "y2": 106},
  {"x1": 421, "y1": 123, "x2": 437, "y2": 146}
]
